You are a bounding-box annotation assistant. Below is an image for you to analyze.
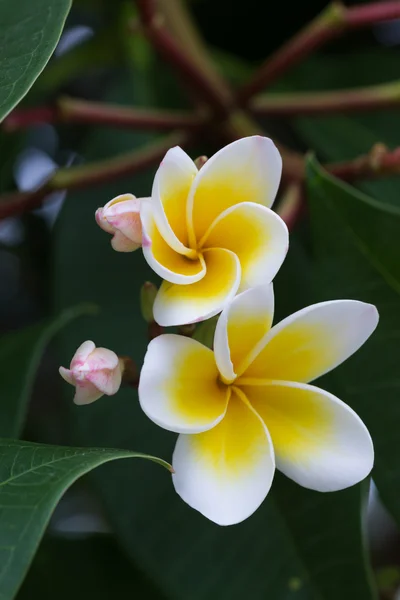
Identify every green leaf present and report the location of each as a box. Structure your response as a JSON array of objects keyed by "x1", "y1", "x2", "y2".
[
  {"x1": 306, "y1": 156, "x2": 400, "y2": 532},
  {"x1": 0, "y1": 439, "x2": 170, "y2": 600},
  {"x1": 18, "y1": 535, "x2": 167, "y2": 600},
  {"x1": 53, "y1": 74, "x2": 376, "y2": 599},
  {"x1": 287, "y1": 51, "x2": 400, "y2": 207},
  {"x1": 0, "y1": 0, "x2": 72, "y2": 121},
  {"x1": 0, "y1": 304, "x2": 97, "y2": 438}
]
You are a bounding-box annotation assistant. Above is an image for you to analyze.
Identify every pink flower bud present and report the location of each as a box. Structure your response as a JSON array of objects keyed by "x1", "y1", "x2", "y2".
[
  {"x1": 59, "y1": 340, "x2": 123, "y2": 405},
  {"x1": 95, "y1": 194, "x2": 147, "y2": 252}
]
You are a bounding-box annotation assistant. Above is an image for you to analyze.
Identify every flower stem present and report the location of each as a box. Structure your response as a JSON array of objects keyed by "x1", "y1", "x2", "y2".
[
  {"x1": 3, "y1": 98, "x2": 200, "y2": 132},
  {"x1": 251, "y1": 81, "x2": 400, "y2": 116},
  {"x1": 237, "y1": 1, "x2": 400, "y2": 105},
  {"x1": 0, "y1": 131, "x2": 188, "y2": 219}
]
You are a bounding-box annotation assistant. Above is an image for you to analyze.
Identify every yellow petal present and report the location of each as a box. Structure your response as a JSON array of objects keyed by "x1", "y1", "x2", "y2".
[
  {"x1": 242, "y1": 381, "x2": 373, "y2": 492},
  {"x1": 139, "y1": 334, "x2": 229, "y2": 433},
  {"x1": 243, "y1": 300, "x2": 379, "y2": 383},
  {"x1": 200, "y1": 202, "x2": 288, "y2": 292},
  {"x1": 152, "y1": 147, "x2": 197, "y2": 252},
  {"x1": 187, "y1": 136, "x2": 282, "y2": 244},
  {"x1": 172, "y1": 387, "x2": 275, "y2": 525},
  {"x1": 141, "y1": 202, "x2": 204, "y2": 285},
  {"x1": 214, "y1": 285, "x2": 274, "y2": 383},
  {"x1": 153, "y1": 247, "x2": 241, "y2": 327}
]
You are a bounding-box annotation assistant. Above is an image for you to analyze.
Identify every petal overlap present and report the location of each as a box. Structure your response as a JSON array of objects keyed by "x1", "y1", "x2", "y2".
[
  {"x1": 200, "y1": 202, "x2": 288, "y2": 292},
  {"x1": 187, "y1": 136, "x2": 282, "y2": 244},
  {"x1": 153, "y1": 248, "x2": 241, "y2": 327}
]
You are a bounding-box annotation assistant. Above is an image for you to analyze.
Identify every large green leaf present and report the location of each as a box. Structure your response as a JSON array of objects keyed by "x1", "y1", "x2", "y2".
[
  {"x1": 18, "y1": 535, "x2": 166, "y2": 600},
  {"x1": 0, "y1": 0, "x2": 72, "y2": 121},
  {"x1": 0, "y1": 304, "x2": 96, "y2": 438},
  {"x1": 52, "y1": 72, "x2": 376, "y2": 599},
  {"x1": 0, "y1": 439, "x2": 170, "y2": 600},
  {"x1": 306, "y1": 156, "x2": 400, "y2": 530}
]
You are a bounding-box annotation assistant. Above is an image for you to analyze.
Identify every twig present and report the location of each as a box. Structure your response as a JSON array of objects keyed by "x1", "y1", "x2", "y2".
[
  {"x1": 327, "y1": 144, "x2": 400, "y2": 182},
  {"x1": 251, "y1": 81, "x2": 400, "y2": 116},
  {"x1": 0, "y1": 131, "x2": 188, "y2": 220},
  {"x1": 3, "y1": 98, "x2": 200, "y2": 132},
  {"x1": 136, "y1": 0, "x2": 232, "y2": 113},
  {"x1": 237, "y1": 1, "x2": 400, "y2": 105}
]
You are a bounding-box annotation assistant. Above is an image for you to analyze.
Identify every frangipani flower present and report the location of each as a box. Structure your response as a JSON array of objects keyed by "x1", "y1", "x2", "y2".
[
  {"x1": 96, "y1": 193, "x2": 146, "y2": 252},
  {"x1": 139, "y1": 285, "x2": 378, "y2": 525},
  {"x1": 60, "y1": 341, "x2": 123, "y2": 405},
  {"x1": 140, "y1": 136, "x2": 288, "y2": 327}
]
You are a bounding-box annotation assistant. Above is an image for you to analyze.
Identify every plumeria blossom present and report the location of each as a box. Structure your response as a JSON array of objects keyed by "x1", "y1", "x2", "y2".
[
  {"x1": 140, "y1": 136, "x2": 288, "y2": 327},
  {"x1": 96, "y1": 193, "x2": 147, "y2": 252},
  {"x1": 59, "y1": 341, "x2": 123, "y2": 405},
  {"x1": 138, "y1": 285, "x2": 378, "y2": 526}
]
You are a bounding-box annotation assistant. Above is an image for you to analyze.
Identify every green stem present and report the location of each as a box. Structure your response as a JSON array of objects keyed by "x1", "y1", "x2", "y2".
[
  {"x1": 251, "y1": 81, "x2": 400, "y2": 116},
  {"x1": 237, "y1": 1, "x2": 400, "y2": 104}
]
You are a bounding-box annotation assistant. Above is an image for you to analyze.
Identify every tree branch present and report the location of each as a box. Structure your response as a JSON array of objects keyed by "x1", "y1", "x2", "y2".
[
  {"x1": 0, "y1": 131, "x2": 188, "y2": 220},
  {"x1": 135, "y1": 0, "x2": 232, "y2": 114},
  {"x1": 237, "y1": 1, "x2": 400, "y2": 105},
  {"x1": 3, "y1": 98, "x2": 200, "y2": 132},
  {"x1": 251, "y1": 81, "x2": 400, "y2": 116},
  {"x1": 327, "y1": 144, "x2": 400, "y2": 182}
]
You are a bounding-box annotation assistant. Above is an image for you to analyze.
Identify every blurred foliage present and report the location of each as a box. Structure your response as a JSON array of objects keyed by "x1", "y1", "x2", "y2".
[{"x1": 1, "y1": 0, "x2": 400, "y2": 599}]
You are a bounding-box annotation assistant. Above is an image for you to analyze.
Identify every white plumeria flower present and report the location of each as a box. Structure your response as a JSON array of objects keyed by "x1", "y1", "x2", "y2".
[
  {"x1": 138, "y1": 285, "x2": 378, "y2": 526},
  {"x1": 96, "y1": 193, "x2": 148, "y2": 252},
  {"x1": 140, "y1": 136, "x2": 288, "y2": 327},
  {"x1": 60, "y1": 341, "x2": 123, "y2": 405}
]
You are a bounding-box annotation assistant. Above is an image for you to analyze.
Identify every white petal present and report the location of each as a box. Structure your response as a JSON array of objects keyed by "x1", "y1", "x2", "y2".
[
  {"x1": 244, "y1": 300, "x2": 379, "y2": 383},
  {"x1": 172, "y1": 388, "x2": 275, "y2": 525},
  {"x1": 73, "y1": 381, "x2": 104, "y2": 405},
  {"x1": 70, "y1": 340, "x2": 96, "y2": 369},
  {"x1": 59, "y1": 366, "x2": 74, "y2": 385},
  {"x1": 243, "y1": 380, "x2": 373, "y2": 491},
  {"x1": 111, "y1": 231, "x2": 141, "y2": 252},
  {"x1": 87, "y1": 367, "x2": 122, "y2": 396},
  {"x1": 214, "y1": 284, "x2": 274, "y2": 383},
  {"x1": 152, "y1": 146, "x2": 197, "y2": 253},
  {"x1": 138, "y1": 334, "x2": 229, "y2": 433},
  {"x1": 187, "y1": 136, "x2": 282, "y2": 244}
]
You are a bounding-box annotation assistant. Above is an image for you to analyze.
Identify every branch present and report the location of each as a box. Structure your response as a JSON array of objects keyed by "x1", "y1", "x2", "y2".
[
  {"x1": 0, "y1": 131, "x2": 188, "y2": 220},
  {"x1": 238, "y1": 1, "x2": 400, "y2": 105},
  {"x1": 3, "y1": 97, "x2": 200, "y2": 132},
  {"x1": 135, "y1": 0, "x2": 232, "y2": 113},
  {"x1": 251, "y1": 81, "x2": 400, "y2": 116},
  {"x1": 327, "y1": 144, "x2": 400, "y2": 182}
]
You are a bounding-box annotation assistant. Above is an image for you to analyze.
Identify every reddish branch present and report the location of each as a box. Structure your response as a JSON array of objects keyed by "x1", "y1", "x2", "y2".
[
  {"x1": 238, "y1": 1, "x2": 400, "y2": 105},
  {"x1": 0, "y1": 131, "x2": 189, "y2": 219},
  {"x1": 327, "y1": 145, "x2": 400, "y2": 182},
  {"x1": 3, "y1": 98, "x2": 200, "y2": 132},
  {"x1": 136, "y1": 0, "x2": 232, "y2": 113}
]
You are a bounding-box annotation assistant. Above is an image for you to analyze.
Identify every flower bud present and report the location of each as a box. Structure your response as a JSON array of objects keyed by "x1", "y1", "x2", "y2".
[
  {"x1": 140, "y1": 281, "x2": 158, "y2": 323},
  {"x1": 95, "y1": 193, "x2": 146, "y2": 252},
  {"x1": 59, "y1": 340, "x2": 123, "y2": 405}
]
